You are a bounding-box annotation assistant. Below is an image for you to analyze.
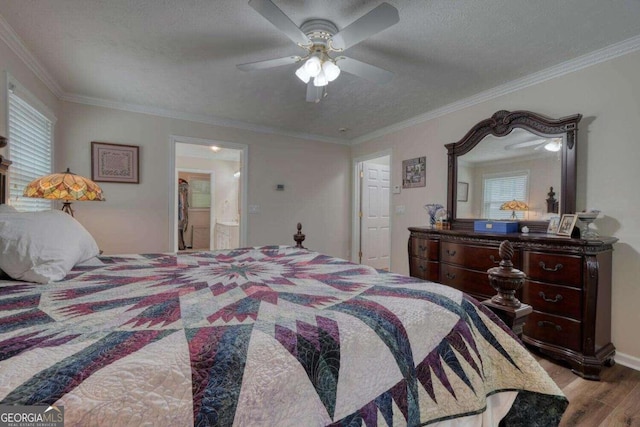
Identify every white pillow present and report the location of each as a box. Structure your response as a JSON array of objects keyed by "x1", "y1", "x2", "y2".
[{"x1": 0, "y1": 210, "x2": 99, "y2": 283}]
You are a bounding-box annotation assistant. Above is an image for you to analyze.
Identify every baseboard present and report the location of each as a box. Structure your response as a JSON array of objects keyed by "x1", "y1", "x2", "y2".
[{"x1": 615, "y1": 352, "x2": 640, "y2": 372}]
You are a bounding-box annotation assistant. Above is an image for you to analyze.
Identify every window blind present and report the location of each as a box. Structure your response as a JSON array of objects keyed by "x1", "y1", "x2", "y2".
[
  {"x1": 482, "y1": 172, "x2": 529, "y2": 219},
  {"x1": 8, "y1": 89, "x2": 53, "y2": 211}
]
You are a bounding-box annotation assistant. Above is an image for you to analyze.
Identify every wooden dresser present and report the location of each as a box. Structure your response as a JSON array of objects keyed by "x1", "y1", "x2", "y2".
[{"x1": 408, "y1": 227, "x2": 617, "y2": 380}]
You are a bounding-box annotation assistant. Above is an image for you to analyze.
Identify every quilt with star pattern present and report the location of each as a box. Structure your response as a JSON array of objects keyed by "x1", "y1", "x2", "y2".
[{"x1": 0, "y1": 246, "x2": 567, "y2": 426}]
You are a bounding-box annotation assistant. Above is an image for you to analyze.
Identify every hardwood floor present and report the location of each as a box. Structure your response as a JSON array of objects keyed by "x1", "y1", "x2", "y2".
[{"x1": 535, "y1": 353, "x2": 640, "y2": 426}]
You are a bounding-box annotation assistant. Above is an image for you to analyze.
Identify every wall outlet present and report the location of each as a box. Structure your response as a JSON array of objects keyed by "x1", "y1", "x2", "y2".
[
  {"x1": 248, "y1": 204, "x2": 260, "y2": 214},
  {"x1": 395, "y1": 205, "x2": 406, "y2": 214}
]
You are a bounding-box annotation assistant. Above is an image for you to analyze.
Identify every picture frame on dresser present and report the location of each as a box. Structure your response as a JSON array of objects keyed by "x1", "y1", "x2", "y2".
[
  {"x1": 546, "y1": 215, "x2": 561, "y2": 234},
  {"x1": 557, "y1": 214, "x2": 578, "y2": 236}
]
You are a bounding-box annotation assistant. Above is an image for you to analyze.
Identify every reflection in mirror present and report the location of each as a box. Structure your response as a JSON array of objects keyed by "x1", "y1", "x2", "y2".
[
  {"x1": 456, "y1": 128, "x2": 563, "y2": 221},
  {"x1": 446, "y1": 110, "x2": 582, "y2": 232}
]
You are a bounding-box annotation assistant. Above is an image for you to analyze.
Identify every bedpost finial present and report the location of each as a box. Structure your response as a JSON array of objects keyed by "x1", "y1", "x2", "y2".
[
  {"x1": 487, "y1": 240, "x2": 525, "y2": 307},
  {"x1": 498, "y1": 240, "x2": 514, "y2": 268},
  {"x1": 294, "y1": 223, "x2": 306, "y2": 248}
]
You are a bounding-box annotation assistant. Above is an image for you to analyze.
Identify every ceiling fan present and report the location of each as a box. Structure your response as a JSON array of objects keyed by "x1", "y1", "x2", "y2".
[{"x1": 236, "y1": 0, "x2": 399, "y2": 102}]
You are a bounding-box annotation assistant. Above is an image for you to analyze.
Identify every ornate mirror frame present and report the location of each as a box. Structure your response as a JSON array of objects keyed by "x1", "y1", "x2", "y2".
[{"x1": 446, "y1": 110, "x2": 582, "y2": 232}]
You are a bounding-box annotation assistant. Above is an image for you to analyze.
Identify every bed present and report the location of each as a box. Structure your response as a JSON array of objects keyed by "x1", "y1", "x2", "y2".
[{"x1": 0, "y1": 166, "x2": 567, "y2": 426}]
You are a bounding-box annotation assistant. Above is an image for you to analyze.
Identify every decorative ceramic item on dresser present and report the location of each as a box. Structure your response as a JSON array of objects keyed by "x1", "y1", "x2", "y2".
[
  {"x1": 424, "y1": 203, "x2": 444, "y2": 228},
  {"x1": 576, "y1": 209, "x2": 601, "y2": 239}
]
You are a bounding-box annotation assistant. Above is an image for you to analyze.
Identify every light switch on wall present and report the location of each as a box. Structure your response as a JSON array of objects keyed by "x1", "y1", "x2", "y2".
[
  {"x1": 392, "y1": 185, "x2": 401, "y2": 194},
  {"x1": 395, "y1": 205, "x2": 405, "y2": 214}
]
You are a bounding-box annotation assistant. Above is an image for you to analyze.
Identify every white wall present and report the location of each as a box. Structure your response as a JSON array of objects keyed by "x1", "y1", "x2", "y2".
[
  {"x1": 56, "y1": 101, "x2": 351, "y2": 257},
  {"x1": 351, "y1": 49, "x2": 640, "y2": 364}
]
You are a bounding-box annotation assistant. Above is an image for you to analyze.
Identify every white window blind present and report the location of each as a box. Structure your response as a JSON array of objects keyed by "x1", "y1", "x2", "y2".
[
  {"x1": 8, "y1": 86, "x2": 53, "y2": 211},
  {"x1": 482, "y1": 171, "x2": 529, "y2": 219}
]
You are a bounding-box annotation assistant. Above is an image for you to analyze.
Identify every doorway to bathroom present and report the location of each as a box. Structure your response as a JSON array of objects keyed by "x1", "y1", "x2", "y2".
[{"x1": 170, "y1": 136, "x2": 248, "y2": 252}]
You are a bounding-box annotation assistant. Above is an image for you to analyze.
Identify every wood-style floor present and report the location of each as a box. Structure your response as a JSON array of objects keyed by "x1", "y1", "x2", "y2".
[{"x1": 534, "y1": 353, "x2": 640, "y2": 426}]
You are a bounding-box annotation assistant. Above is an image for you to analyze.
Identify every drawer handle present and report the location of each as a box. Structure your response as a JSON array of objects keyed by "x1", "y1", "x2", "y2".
[
  {"x1": 489, "y1": 255, "x2": 500, "y2": 264},
  {"x1": 445, "y1": 249, "x2": 457, "y2": 256},
  {"x1": 537, "y1": 320, "x2": 562, "y2": 331},
  {"x1": 418, "y1": 265, "x2": 426, "y2": 271},
  {"x1": 445, "y1": 272, "x2": 456, "y2": 280},
  {"x1": 539, "y1": 261, "x2": 563, "y2": 272},
  {"x1": 418, "y1": 245, "x2": 427, "y2": 251},
  {"x1": 539, "y1": 292, "x2": 563, "y2": 303}
]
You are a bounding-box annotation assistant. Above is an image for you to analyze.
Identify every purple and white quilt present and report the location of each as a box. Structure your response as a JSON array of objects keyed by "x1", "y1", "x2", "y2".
[{"x1": 1, "y1": 246, "x2": 566, "y2": 426}]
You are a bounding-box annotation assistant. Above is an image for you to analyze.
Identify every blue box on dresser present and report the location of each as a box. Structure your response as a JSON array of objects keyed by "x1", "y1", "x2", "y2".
[{"x1": 473, "y1": 220, "x2": 519, "y2": 233}]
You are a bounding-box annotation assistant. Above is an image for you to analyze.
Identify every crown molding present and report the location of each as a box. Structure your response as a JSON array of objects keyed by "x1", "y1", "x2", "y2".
[
  {"x1": 351, "y1": 34, "x2": 640, "y2": 145},
  {"x1": 0, "y1": 14, "x2": 64, "y2": 98},
  {"x1": 61, "y1": 93, "x2": 349, "y2": 145}
]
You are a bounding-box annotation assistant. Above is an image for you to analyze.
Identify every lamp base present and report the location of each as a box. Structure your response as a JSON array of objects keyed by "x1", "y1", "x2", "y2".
[{"x1": 61, "y1": 202, "x2": 74, "y2": 217}]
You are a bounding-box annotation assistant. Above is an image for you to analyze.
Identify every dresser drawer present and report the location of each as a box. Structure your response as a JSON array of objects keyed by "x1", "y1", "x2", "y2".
[
  {"x1": 440, "y1": 241, "x2": 520, "y2": 271},
  {"x1": 524, "y1": 311, "x2": 582, "y2": 352},
  {"x1": 524, "y1": 252, "x2": 582, "y2": 287},
  {"x1": 409, "y1": 257, "x2": 439, "y2": 281},
  {"x1": 410, "y1": 237, "x2": 439, "y2": 260},
  {"x1": 439, "y1": 264, "x2": 494, "y2": 300},
  {"x1": 523, "y1": 281, "x2": 582, "y2": 320}
]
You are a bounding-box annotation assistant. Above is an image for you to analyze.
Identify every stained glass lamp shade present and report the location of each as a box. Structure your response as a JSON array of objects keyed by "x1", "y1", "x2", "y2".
[
  {"x1": 23, "y1": 168, "x2": 105, "y2": 216},
  {"x1": 500, "y1": 200, "x2": 529, "y2": 219}
]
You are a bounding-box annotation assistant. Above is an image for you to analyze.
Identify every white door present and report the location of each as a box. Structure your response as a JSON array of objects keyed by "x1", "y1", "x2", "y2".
[{"x1": 361, "y1": 161, "x2": 390, "y2": 270}]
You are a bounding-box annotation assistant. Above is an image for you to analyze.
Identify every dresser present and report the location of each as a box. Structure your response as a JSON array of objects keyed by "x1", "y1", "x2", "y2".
[{"x1": 408, "y1": 227, "x2": 617, "y2": 380}]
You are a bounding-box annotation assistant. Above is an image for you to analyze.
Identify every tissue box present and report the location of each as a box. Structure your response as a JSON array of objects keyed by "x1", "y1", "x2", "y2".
[{"x1": 474, "y1": 220, "x2": 519, "y2": 234}]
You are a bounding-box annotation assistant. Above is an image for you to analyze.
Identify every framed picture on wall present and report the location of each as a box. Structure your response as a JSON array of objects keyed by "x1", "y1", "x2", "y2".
[
  {"x1": 457, "y1": 181, "x2": 469, "y2": 202},
  {"x1": 402, "y1": 156, "x2": 426, "y2": 188},
  {"x1": 557, "y1": 214, "x2": 578, "y2": 236},
  {"x1": 91, "y1": 141, "x2": 139, "y2": 183}
]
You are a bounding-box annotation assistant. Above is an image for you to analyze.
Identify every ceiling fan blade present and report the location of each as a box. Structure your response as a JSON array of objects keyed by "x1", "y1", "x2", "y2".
[
  {"x1": 237, "y1": 55, "x2": 301, "y2": 71},
  {"x1": 331, "y1": 3, "x2": 399, "y2": 50},
  {"x1": 337, "y1": 57, "x2": 394, "y2": 84},
  {"x1": 504, "y1": 139, "x2": 547, "y2": 150},
  {"x1": 306, "y1": 82, "x2": 325, "y2": 103},
  {"x1": 248, "y1": 0, "x2": 310, "y2": 45}
]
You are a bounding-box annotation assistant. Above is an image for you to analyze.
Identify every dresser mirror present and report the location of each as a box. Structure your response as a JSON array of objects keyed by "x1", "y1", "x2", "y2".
[{"x1": 446, "y1": 110, "x2": 582, "y2": 232}]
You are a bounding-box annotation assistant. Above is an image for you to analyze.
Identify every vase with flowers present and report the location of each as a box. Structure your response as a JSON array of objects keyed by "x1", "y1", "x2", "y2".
[{"x1": 424, "y1": 203, "x2": 445, "y2": 228}]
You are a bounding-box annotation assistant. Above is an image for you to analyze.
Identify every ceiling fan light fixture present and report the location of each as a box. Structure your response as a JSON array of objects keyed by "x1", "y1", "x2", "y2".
[
  {"x1": 544, "y1": 139, "x2": 562, "y2": 152},
  {"x1": 322, "y1": 61, "x2": 340, "y2": 82},
  {"x1": 314, "y1": 70, "x2": 328, "y2": 87},
  {"x1": 295, "y1": 65, "x2": 311, "y2": 83},
  {"x1": 304, "y1": 56, "x2": 322, "y2": 77}
]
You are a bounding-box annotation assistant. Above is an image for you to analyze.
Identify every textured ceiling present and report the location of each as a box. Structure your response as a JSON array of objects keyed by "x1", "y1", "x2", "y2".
[{"x1": 1, "y1": 0, "x2": 640, "y2": 141}]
